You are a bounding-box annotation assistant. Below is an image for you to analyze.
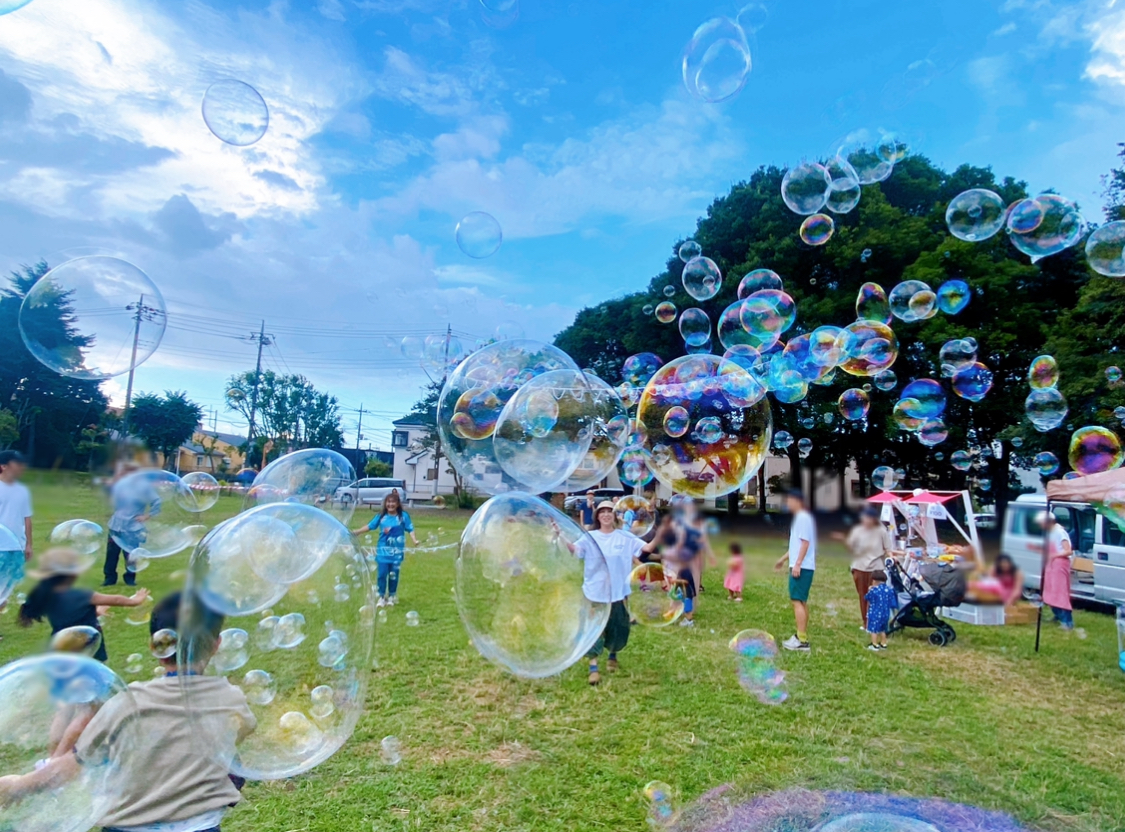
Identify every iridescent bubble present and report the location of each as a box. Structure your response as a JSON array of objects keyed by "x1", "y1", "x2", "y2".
[
  {"x1": 824, "y1": 155, "x2": 860, "y2": 192},
  {"x1": 181, "y1": 471, "x2": 221, "y2": 512},
  {"x1": 952, "y1": 362, "x2": 993, "y2": 402},
  {"x1": 1085, "y1": 221, "x2": 1125, "y2": 277},
  {"x1": 247, "y1": 448, "x2": 357, "y2": 526},
  {"x1": 679, "y1": 307, "x2": 712, "y2": 347},
  {"x1": 937, "y1": 279, "x2": 971, "y2": 315},
  {"x1": 679, "y1": 240, "x2": 703, "y2": 262},
  {"x1": 421, "y1": 333, "x2": 467, "y2": 377},
  {"x1": 619, "y1": 448, "x2": 655, "y2": 487},
  {"x1": 855, "y1": 282, "x2": 892, "y2": 325},
  {"x1": 797, "y1": 438, "x2": 813, "y2": 458},
  {"x1": 893, "y1": 398, "x2": 924, "y2": 431},
  {"x1": 622, "y1": 353, "x2": 663, "y2": 391},
  {"x1": 825, "y1": 183, "x2": 861, "y2": 215},
  {"x1": 873, "y1": 369, "x2": 897, "y2": 391},
  {"x1": 945, "y1": 189, "x2": 1006, "y2": 242},
  {"x1": 202, "y1": 79, "x2": 269, "y2": 146},
  {"x1": 1028, "y1": 355, "x2": 1060, "y2": 390},
  {"x1": 638, "y1": 355, "x2": 772, "y2": 498},
  {"x1": 799, "y1": 213, "x2": 835, "y2": 246},
  {"x1": 837, "y1": 320, "x2": 899, "y2": 377},
  {"x1": 809, "y1": 326, "x2": 844, "y2": 367},
  {"x1": 19, "y1": 256, "x2": 167, "y2": 380},
  {"x1": 1107, "y1": 366, "x2": 1123, "y2": 386},
  {"x1": 663, "y1": 285, "x2": 676, "y2": 298},
  {"x1": 561, "y1": 378, "x2": 629, "y2": 493},
  {"x1": 0, "y1": 0, "x2": 34, "y2": 14},
  {"x1": 150, "y1": 628, "x2": 178, "y2": 660},
  {"x1": 1035, "y1": 451, "x2": 1060, "y2": 476},
  {"x1": 737, "y1": 269, "x2": 783, "y2": 298},
  {"x1": 642, "y1": 304, "x2": 654, "y2": 316},
  {"x1": 49, "y1": 624, "x2": 104, "y2": 657},
  {"x1": 681, "y1": 16, "x2": 753, "y2": 103},
  {"x1": 1006, "y1": 194, "x2": 1084, "y2": 262},
  {"x1": 242, "y1": 669, "x2": 276, "y2": 706},
  {"x1": 615, "y1": 495, "x2": 656, "y2": 539},
  {"x1": 838, "y1": 388, "x2": 870, "y2": 421},
  {"x1": 456, "y1": 212, "x2": 503, "y2": 259},
  {"x1": 729, "y1": 629, "x2": 787, "y2": 704},
  {"x1": 979, "y1": 478, "x2": 992, "y2": 491},
  {"x1": 682, "y1": 256, "x2": 723, "y2": 301},
  {"x1": 770, "y1": 431, "x2": 793, "y2": 453},
  {"x1": 48, "y1": 519, "x2": 104, "y2": 557},
  {"x1": 861, "y1": 248, "x2": 873, "y2": 262},
  {"x1": 889, "y1": 280, "x2": 935, "y2": 323},
  {"x1": 1068, "y1": 426, "x2": 1124, "y2": 475},
  {"x1": 740, "y1": 289, "x2": 796, "y2": 348},
  {"x1": 781, "y1": 162, "x2": 832, "y2": 215},
  {"x1": 627, "y1": 562, "x2": 685, "y2": 628},
  {"x1": 644, "y1": 779, "x2": 681, "y2": 827},
  {"x1": 663, "y1": 405, "x2": 691, "y2": 438},
  {"x1": 939, "y1": 338, "x2": 977, "y2": 373},
  {"x1": 951, "y1": 450, "x2": 972, "y2": 472},
  {"x1": 871, "y1": 465, "x2": 899, "y2": 490},
  {"x1": 918, "y1": 419, "x2": 949, "y2": 447},
  {"x1": 1025, "y1": 387, "x2": 1068, "y2": 432},
  {"x1": 655, "y1": 301, "x2": 677, "y2": 323},
  {"x1": 836, "y1": 129, "x2": 896, "y2": 184},
  {"x1": 900, "y1": 379, "x2": 946, "y2": 419}
]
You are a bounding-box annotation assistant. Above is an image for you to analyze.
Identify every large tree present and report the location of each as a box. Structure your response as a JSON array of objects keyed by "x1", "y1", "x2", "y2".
[
  {"x1": 224, "y1": 370, "x2": 343, "y2": 455},
  {"x1": 0, "y1": 262, "x2": 109, "y2": 468},
  {"x1": 131, "y1": 391, "x2": 204, "y2": 469},
  {"x1": 555, "y1": 153, "x2": 1116, "y2": 523}
]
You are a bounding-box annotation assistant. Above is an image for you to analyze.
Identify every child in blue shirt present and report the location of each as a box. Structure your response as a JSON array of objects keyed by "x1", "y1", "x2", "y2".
[
  {"x1": 352, "y1": 491, "x2": 418, "y2": 607},
  {"x1": 864, "y1": 570, "x2": 897, "y2": 651}
]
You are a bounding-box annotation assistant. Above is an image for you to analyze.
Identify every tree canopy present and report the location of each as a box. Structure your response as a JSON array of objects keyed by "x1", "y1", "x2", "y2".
[
  {"x1": 554, "y1": 152, "x2": 1125, "y2": 515},
  {"x1": 130, "y1": 391, "x2": 204, "y2": 469},
  {"x1": 225, "y1": 370, "x2": 343, "y2": 456}
]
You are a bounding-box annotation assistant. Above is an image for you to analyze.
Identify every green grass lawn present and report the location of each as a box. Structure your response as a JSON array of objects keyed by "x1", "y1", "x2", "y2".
[{"x1": 3, "y1": 472, "x2": 1124, "y2": 832}]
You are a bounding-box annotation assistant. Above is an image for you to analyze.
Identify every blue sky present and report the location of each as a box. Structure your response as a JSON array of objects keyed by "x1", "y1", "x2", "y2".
[{"x1": 0, "y1": 0, "x2": 1122, "y2": 451}]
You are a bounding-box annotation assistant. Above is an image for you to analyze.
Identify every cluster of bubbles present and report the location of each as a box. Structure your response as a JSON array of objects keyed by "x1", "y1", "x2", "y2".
[
  {"x1": 1024, "y1": 355, "x2": 1068, "y2": 432},
  {"x1": 728, "y1": 629, "x2": 787, "y2": 704},
  {"x1": 946, "y1": 188, "x2": 1125, "y2": 275}
]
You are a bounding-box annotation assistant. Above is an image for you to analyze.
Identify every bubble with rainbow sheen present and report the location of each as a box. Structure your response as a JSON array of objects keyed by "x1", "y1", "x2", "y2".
[
  {"x1": 739, "y1": 289, "x2": 796, "y2": 348},
  {"x1": 773, "y1": 430, "x2": 793, "y2": 451},
  {"x1": 1025, "y1": 387, "x2": 1068, "y2": 432},
  {"x1": 729, "y1": 629, "x2": 787, "y2": 704},
  {"x1": 737, "y1": 269, "x2": 783, "y2": 298},
  {"x1": 807, "y1": 326, "x2": 843, "y2": 368},
  {"x1": 679, "y1": 307, "x2": 712, "y2": 347},
  {"x1": 1106, "y1": 365, "x2": 1123, "y2": 386},
  {"x1": 655, "y1": 301, "x2": 677, "y2": 323},
  {"x1": 619, "y1": 449, "x2": 654, "y2": 487},
  {"x1": 826, "y1": 183, "x2": 861, "y2": 215},
  {"x1": 936, "y1": 279, "x2": 971, "y2": 315},
  {"x1": 717, "y1": 300, "x2": 757, "y2": 352},
  {"x1": 636, "y1": 355, "x2": 773, "y2": 499},
  {"x1": 682, "y1": 256, "x2": 723, "y2": 302},
  {"x1": 664, "y1": 285, "x2": 676, "y2": 298},
  {"x1": 678, "y1": 240, "x2": 702, "y2": 263},
  {"x1": 799, "y1": 213, "x2": 834, "y2": 246},
  {"x1": 1034, "y1": 451, "x2": 1060, "y2": 476},
  {"x1": 615, "y1": 495, "x2": 657, "y2": 538},
  {"x1": 663, "y1": 406, "x2": 691, "y2": 439},
  {"x1": 837, "y1": 320, "x2": 898, "y2": 377},
  {"x1": 900, "y1": 379, "x2": 946, "y2": 419},
  {"x1": 950, "y1": 450, "x2": 972, "y2": 472},
  {"x1": 939, "y1": 339, "x2": 976, "y2": 373},
  {"x1": 873, "y1": 369, "x2": 897, "y2": 392},
  {"x1": 837, "y1": 388, "x2": 870, "y2": 421},
  {"x1": 1027, "y1": 355, "x2": 1059, "y2": 389},
  {"x1": 722, "y1": 343, "x2": 763, "y2": 375},
  {"x1": 622, "y1": 352, "x2": 663, "y2": 389},
  {"x1": 945, "y1": 189, "x2": 1006, "y2": 242},
  {"x1": 855, "y1": 282, "x2": 892, "y2": 325},
  {"x1": 781, "y1": 162, "x2": 831, "y2": 215},
  {"x1": 451, "y1": 387, "x2": 504, "y2": 441},
  {"x1": 952, "y1": 362, "x2": 993, "y2": 402},
  {"x1": 893, "y1": 399, "x2": 924, "y2": 431},
  {"x1": 1085, "y1": 220, "x2": 1125, "y2": 277},
  {"x1": 644, "y1": 780, "x2": 679, "y2": 828},
  {"x1": 871, "y1": 465, "x2": 899, "y2": 490},
  {"x1": 1006, "y1": 194, "x2": 1084, "y2": 262},
  {"x1": 918, "y1": 419, "x2": 949, "y2": 447},
  {"x1": 889, "y1": 280, "x2": 936, "y2": 323},
  {"x1": 627, "y1": 562, "x2": 685, "y2": 628},
  {"x1": 1099, "y1": 484, "x2": 1125, "y2": 532},
  {"x1": 1068, "y1": 426, "x2": 1124, "y2": 475}
]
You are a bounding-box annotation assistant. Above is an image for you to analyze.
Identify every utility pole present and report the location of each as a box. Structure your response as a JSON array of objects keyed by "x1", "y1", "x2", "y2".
[
  {"x1": 244, "y1": 321, "x2": 273, "y2": 460},
  {"x1": 120, "y1": 294, "x2": 165, "y2": 441},
  {"x1": 431, "y1": 324, "x2": 452, "y2": 499},
  {"x1": 355, "y1": 404, "x2": 365, "y2": 454}
]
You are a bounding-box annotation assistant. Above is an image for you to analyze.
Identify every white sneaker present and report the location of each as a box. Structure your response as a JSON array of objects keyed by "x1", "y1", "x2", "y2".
[
  {"x1": 376, "y1": 597, "x2": 386, "y2": 608},
  {"x1": 782, "y1": 635, "x2": 810, "y2": 652},
  {"x1": 387, "y1": 596, "x2": 398, "y2": 607},
  {"x1": 678, "y1": 618, "x2": 695, "y2": 627}
]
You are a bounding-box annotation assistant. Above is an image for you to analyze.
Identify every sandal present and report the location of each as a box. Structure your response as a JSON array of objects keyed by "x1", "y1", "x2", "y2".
[{"x1": 588, "y1": 668, "x2": 601, "y2": 686}]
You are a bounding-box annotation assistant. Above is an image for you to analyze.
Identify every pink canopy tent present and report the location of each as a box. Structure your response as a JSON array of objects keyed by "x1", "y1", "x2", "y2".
[
  {"x1": 864, "y1": 489, "x2": 982, "y2": 563},
  {"x1": 904, "y1": 491, "x2": 961, "y2": 504}
]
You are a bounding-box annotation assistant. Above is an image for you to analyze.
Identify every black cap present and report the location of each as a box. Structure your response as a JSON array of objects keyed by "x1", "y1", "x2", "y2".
[
  {"x1": 862, "y1": 505, "x2": 880, "y2": 519},
  {"x1": 0, "y1": 450, "x2": 27, "y2": 467},
  {"x1": 786, "y1": 489, "x2": 805, "y2": 502}
]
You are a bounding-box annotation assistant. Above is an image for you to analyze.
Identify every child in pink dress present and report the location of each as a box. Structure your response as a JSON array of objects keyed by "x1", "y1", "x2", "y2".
[{"x1": 724, "y1": 543, "x2": 744, "y2": 602}]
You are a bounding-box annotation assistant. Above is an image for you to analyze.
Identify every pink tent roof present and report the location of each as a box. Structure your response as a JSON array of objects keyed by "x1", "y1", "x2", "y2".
[
  {"x1": 866, "y1": 492, "x2": 901, "y2": 504},
  {"x1": 904, "y1": 491, "x2": 960, "y2": 504},
  {"x1": 1046, "y1": 467, "x2": 1125, "y2": 503}
]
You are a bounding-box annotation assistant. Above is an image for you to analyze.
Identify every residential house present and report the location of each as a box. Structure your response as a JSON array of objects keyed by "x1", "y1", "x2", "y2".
[
  {"x1": 391, "y1": 416, "x2": 459, "y2": 499},
  {"x1": 171, "y1": 430, "x2": 246, "y2": 475}
]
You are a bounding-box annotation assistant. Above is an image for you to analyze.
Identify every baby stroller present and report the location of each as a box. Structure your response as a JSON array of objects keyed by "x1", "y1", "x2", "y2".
[{"x1": 885, "y1": 557, "x2": 967, "y2": 646}]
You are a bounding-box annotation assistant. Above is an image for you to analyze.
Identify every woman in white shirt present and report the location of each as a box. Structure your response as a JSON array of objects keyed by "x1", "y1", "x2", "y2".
[{"x1": 577, "y1": 501, "x2": 659, "y2": 685}]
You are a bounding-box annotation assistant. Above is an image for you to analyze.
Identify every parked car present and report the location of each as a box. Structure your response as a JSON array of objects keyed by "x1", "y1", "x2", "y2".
[
  {"x1": 334, "y1": 477, "x2": 408, "y2": 507},
  {"x1": 970, "y1": 508, "x2": 997, "y2": 530},
  {"x1": 563, "y1": 488, "x2": 627, "y2": 514}
]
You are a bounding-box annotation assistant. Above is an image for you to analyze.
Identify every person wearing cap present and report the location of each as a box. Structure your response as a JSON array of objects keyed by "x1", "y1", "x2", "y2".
[
  {"x1": 1038, "y1": 510, "x2": 1074, "y2": 630},
  {"x1": 576, "y1": 500, "x2": 660, "y2": 685},
  {"x1": 832, "y1": 505, "x2": 894, "y2": 628},
  {"x1": 774, "y1": 489, "x2": 817, "y2": 652},
  {"x1": 18, "y1": 547, "x2": 149, "y2": 662}
]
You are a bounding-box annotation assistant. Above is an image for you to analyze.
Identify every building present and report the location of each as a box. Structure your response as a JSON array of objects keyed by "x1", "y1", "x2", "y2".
[
  {"x1": 391, "y1": 416, "x2": 459, "y2": 499},
  {"x1": 171, "y1": 430, "x2": 246, "y2": 475}
]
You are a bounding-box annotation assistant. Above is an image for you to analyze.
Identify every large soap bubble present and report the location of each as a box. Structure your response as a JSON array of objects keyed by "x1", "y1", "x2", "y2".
[
  {"x1": 1085, "y1": 221, "x2": 1125, "y2": 277},
  {"x1": 936, "y1": 279, "x2": 971, "y2": 315},
  {"x1": 740, "y1": 289, "x2": 796, "y2": 349},
  {"x1": 855, "y1": 282, "x2": 892, "y2": 325},
  {"x1": 1068, "y1": 426, "x2": 1123, "y2": 475},
  {"x1": 622, "y1": 353, "x2": 663, "y2": 389},
  {"x1": 679, "y1": 307, "x2": 712, "y2": 347},
  {"x1": 681, "y1": 17, "x2": 752, "y2": 103},
  {"x1": 179, "y1": 503, "x2": 373, "y2": 780},
  {"x1": 455, "y1": 493, "x2": 609, "y2": 678},
  {"x1": 246, "y1": 448, "x2": 357, "y2": 526},
  {"x1": 952, "y1": 362, "x2": 993, "y2": 402},
  {"x1": 19, "y1": 256, "x2": 167, "y2": 380},
  {"x1": 946, "y1": 189, "x2": 1006, "y2": 241},
  {"x1": 637, "y1": 355, "x2": 772, "y2": 499},
  {"x1": 455, "y1": 212, "x2": 503, "y2": 259},
  {"x1": 493, "y1": 370, "x2": 596, "y2": 494},
  {"x1": 1006, "y1": 194, "x2": 1084, "y2": 262},
  {"x1": 836, "y1": 129, "x2": 895, "y2": 184},
  {"x1": 439, "y1": 340, "x2": 579, "y2": 495},
  {"x1": 1025, "y1": 387, "x2": 1068, "y2": 432},
  {"x1": 737, "y1": 269, "x2": 783, "y2": 298},
  {"x1": 0, "y1": 1, "x2": 34, "y2": 15},
  {"x1": 781, "y1": 163, "x2": 831, "y2": 215},
  {"x1": 615, "y1": 494, "x2": 657, "y2": 537},
  {"x1": 627, "y1": 563, "x2": 684, "y2": 627},
  {"x1": 181, "y1": 471, "x2": 221, "y2": 512},
  {"x1": 48, "y1": 519, "x2": 104, "y2": 557},
  {"x1": 837, "y1": 320, "x2": 899, "y2": 377},
  {"x1": 899, "y1": 380, "x2": 946, "y2": 419},
  {"x1": 1028, "y1": 355, "x2": 1060, "y2": 389},
  {"x1": 202, "y1": 79, "x2": 269, "y2": 146},
  {"x1": 799, "y1": 214, "x2": 834, "y2": 246},
  {"x1": 561, "y1": 375, "x2": 630, "y2": 492},
  {"x1": 888, "y1": 280, "x2": 936, "y2": 323},
  {"x1": 0, "y1": 653, "x2": 139, "y2": 832},
  {"x1": 682, "y1": 256, "x2": 723, "y2": 301},
  {"x1": 109, "y1": 470, "x2": 198, "y2": 558}
]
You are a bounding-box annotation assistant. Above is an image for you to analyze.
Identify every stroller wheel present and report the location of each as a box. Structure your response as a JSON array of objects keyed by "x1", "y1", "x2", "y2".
[
  {"x1": 928, "y1": 630, "x2": 948, "y2": 647},
  {"x1": 943, "y1": 626, "x2": 957, "y2": 643}
]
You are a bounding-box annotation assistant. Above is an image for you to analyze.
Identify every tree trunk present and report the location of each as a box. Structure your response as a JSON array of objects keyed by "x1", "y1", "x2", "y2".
[
  {"x1": 837, "y1": 467, "x2": 847, "y2": 511},
  {"x1": 808, "y1": 466, "x2": 818, "y2": 512},
  {"x1": 727, "y1": 489, "x2": 740, "y2": 519},
  {"x1": 993, "y1": 445, "x2": 1012, "y2": 531},
  {"x1": 757, "y1": 471, "x2": 767, "y2": 515}
]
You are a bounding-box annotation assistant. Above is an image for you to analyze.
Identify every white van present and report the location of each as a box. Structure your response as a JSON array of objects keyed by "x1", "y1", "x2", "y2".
[{"x1": 1002, "y1": 494, "x2": 1125, "y2": 604}]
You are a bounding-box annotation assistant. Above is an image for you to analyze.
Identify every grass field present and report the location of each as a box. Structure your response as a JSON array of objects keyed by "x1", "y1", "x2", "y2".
[{"x1": 2, "y1": 472, "x2": 1124, "y2": 832}]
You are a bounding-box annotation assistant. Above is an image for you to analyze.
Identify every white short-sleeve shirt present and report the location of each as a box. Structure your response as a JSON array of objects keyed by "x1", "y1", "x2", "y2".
[
  {"x1": 578, "y1": 529, "x2": 642, "y2": 603},
  {"x1": 0, "y1": 480, "x2": 31, "y2": 549},
  {"x1": 788, "y1": 509, "x2": 817, "y2": 570}
]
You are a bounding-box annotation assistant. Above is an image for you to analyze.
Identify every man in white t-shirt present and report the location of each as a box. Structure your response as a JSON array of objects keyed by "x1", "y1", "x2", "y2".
[
  {"x1": 774, "y1": 489, "x2": 816, "y2": 652},
  {"x1": 0, "y1": 450, "x2": 32, "y2": 615}
]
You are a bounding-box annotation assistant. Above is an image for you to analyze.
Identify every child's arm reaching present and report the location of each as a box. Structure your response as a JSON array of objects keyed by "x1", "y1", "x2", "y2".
[{"x1": 91, "y1": 588, "x2": 150, "y2": 608}]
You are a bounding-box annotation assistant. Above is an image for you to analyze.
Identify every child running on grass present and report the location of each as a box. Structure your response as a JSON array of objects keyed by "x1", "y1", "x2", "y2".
[
  {"x1": 351, "y1": 490, "x2": 418, "y2": 608},
  {"x1": 19, "y1": 548, "x2": 149, "y2": 662},
  {"x1": 724, "y1": 543, "x2": 744, "y2": 602}
]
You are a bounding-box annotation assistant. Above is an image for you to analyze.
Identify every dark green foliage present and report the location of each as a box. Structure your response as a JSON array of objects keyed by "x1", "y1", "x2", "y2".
[{"x1": 130, "y1": 391, "x2": 204, "y2": 468}]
